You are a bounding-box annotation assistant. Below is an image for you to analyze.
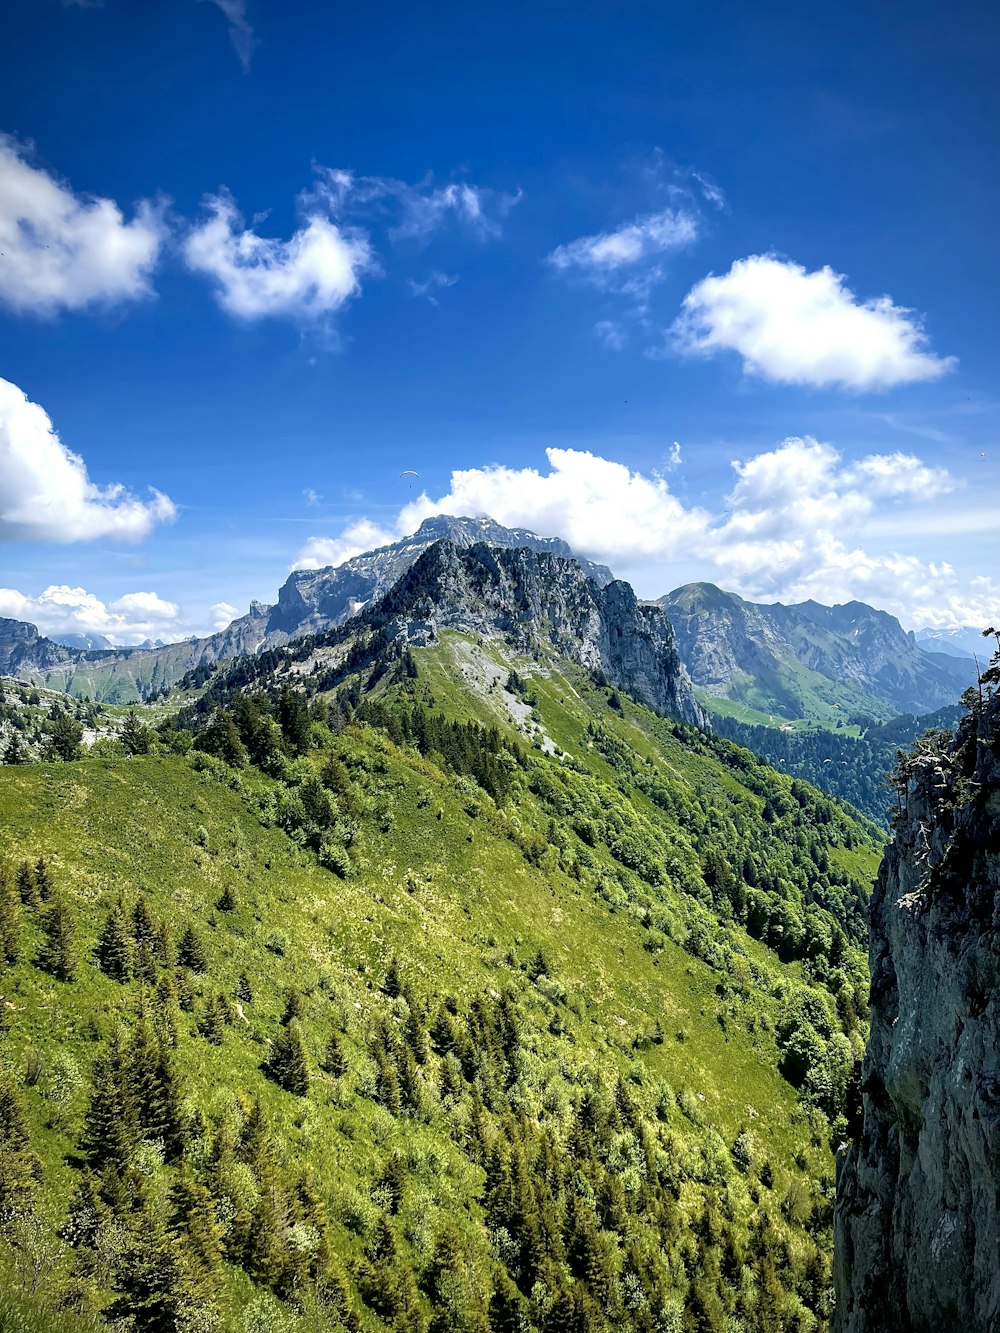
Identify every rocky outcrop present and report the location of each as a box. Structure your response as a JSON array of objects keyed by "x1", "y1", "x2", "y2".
[
  {"x1": 267, "y1": 514, "x2": 614, "y2": 640},
  {"x1": 0, "y1": 618, "x2": 76, "y2": 676},
  {"x1": 833, "y1": 689, "x2": 1000, "y2": 1332},
  {"x1": 370, "y1": 540, "x2": 707, "y2": 727}
]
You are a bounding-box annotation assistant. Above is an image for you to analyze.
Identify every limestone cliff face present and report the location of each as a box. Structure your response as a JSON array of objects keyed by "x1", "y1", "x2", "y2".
[
  {"x1": 372, "y1": 540, "x2": 707, "y2": 727},
  {"x1": 833, "y1": 691, "x2": 1000, "y2": 1332}
]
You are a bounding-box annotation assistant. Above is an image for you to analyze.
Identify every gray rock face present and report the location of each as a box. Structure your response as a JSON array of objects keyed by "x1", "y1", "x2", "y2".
[
  {"x1": 371, "y1": 540, "x2": 707, "y2": 727},
  {"x1": 0, "y1": 618, "x2": 75, "y2": 675},
  {"x1": 833, "y1": 692, "x2": 1000, "y2": 1332},
  {"x1": 267, "y1": 514, "x2": 614, "y2": 640},
  {"x1": 659, "y1": 583, "x2": 973, "y2": 717}
]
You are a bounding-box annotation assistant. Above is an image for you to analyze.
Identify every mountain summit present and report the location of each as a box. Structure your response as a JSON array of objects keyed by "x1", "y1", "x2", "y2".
[{"x1": 659, "y1": 582, "x2": 973, "y2": 721}]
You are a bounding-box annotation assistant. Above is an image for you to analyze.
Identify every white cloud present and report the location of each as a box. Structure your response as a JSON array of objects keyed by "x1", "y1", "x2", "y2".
[
  {"x1": 184, "y1": 194, "x2": 373, "y2": 321},
  {"x1": 294, "y1": 518, "x2": 397, "y2": 570},
  {"x1": 210, "y1": 600, "x2": 240, "y2": 629},
  {"x1": 293, "y1": 439, "x2": 998, "y2": 628},
  {"x1": 0, "y1": 135, "x2": 166, "y2": 316},
  {"x1": 673, "y1": 255, "x2": 956, "y2": 390},
  {"x1": 201, "y1": 0, "x2": 255, "y2": 71},
  {"x1": 408, "y1": 271, "x2": 458, "y2": 304},
  {"x1": 0, "y1": 584, "x2": 182, "y2": 646},
  {"x1": 0, "y1": 377, "x2": 176, "y2": 543},
  {"x1": 548, "y1": 207, "x2": 698, "y2": 277},
  {"x1": 311, "y1": 168, "x2": 521, "y2": 244}
]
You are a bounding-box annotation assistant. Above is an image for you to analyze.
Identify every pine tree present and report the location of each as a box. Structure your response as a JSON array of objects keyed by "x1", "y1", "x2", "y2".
[
  {"x1": 236, "y1": 972, "x2": 253, "y2": 1004},
  {"x1": 177, "y1": 923, "x2": 207, "y2": 972},
  {"x1": 33, "y1": 858, "x2": 52, "y2": 902},
  {"x1": 2, "y1": 732, "x2": 26, "y2": 765},
  {"x1": 37, "y1": 896, "x2": 77, "y2": 981},
  {"x1": 95, "y1": 902, "x2": 134, "y2": 982},
  {"x1": 264, "y1": 1019, "x2": 310, "y2": 1095},
  {"x1": 81, "y1": 1029, "x2": 137, "y2": 1168},
  {"x1": 0, "y1": 868, "x2": 21, "y2": 966},
  {"x1": 322, "y1": 1029, "x2": 346, "y2": 1077},
  {"x1": 132, "y1": 895, "x2": 157, "y2": 950},
  {"x1": 280, "y1": 988, "x2": 304, "y2": 1025},
  {"x1": 384, "y1": 955, "x2": 402, "y2": 998},
  {"x1": 195, "y1": 707, "x2": 247, "y2": 767},
  {"x1": 217, "y1": 882, "x2": 238, "y2": 912},
  {"x1": 0, "y1": 1068, "x2": 41, "y2": 1222},
  {"x1": 130, "y1": 1018, "x2": 189, "y2": 1159},
  {"x1": 375, "y1": 1152, "x2": 407, "y2": 1214},
  {"x1": 120, "y1": 711, "x2": 151, "y2": 756},
  {"x1": 15, "y1": 861, "x2": 38, "y2": 909},
  {"x1": 199, "y1": 994, "x2": 227, "y2": 1045}
]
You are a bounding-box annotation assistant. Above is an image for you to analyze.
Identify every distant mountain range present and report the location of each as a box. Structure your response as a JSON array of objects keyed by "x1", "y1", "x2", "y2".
[
  {"x1": 657, "y1": 582, "x2": 974, "y2": 723},
  {"x1": 0, "y1": 516, "x2": 978, "y2": 720},
  {"x1": 914, "y1": 625, "x2": 990, "y2": 661}
]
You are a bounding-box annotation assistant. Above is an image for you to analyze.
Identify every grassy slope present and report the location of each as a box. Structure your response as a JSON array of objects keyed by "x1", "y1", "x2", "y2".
[{"x1": 0, "y1": 634, "x2": 882, "y2": 1329}]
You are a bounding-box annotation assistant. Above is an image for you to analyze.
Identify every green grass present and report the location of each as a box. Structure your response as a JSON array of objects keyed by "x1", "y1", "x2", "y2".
[{"x1": 0, "y1": 634, "x2": 881, "y2": 1330}]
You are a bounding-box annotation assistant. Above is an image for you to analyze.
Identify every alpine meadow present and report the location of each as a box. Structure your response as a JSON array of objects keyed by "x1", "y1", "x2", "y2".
[{"x1": 1, "y1": 2, "x2": 998, "y2": 1330}]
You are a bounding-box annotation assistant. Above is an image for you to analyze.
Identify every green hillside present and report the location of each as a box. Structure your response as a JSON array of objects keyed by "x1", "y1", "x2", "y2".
[{"x1": 0, "y1": 633, "x2": 880, "y2": 1332}]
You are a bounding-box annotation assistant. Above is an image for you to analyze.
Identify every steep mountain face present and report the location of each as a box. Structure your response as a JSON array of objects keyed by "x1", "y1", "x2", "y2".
[
  {"x1": 1, "y1": 604, "x2": 271, "y2": 704},
  {"x1": 266, "y1": 514, "x2": 614, "y2": 640},
  {"x1": 0, "y1": 617, "x2": 76, "y2": 675},
  {"x1": 0, "y1": 518, "x2": 613, "y2": 701},
  {"x1": 659, "y1": 583, "x2": 973, "y2": 721},
  {"x1": 833, "y1": 692, "x2": 1000, "y2": 1331},
  {"x1": 365, "y1": 539, "x2": 706, "y2": 726}
]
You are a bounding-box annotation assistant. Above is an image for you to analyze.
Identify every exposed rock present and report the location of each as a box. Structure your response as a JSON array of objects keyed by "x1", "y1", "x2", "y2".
[
  {"x1": 659, "y1": 582, "x2": 972, "y2": 719},
  {"x1": 833, "y1": 690, "x2": 1000, "y2": 1331},
  {"x1": 369, "y1": 540, "x2": 707, "y2": 727},
  {"x1": 266, "y1": 514, "x2": 614, "y2": 640}
]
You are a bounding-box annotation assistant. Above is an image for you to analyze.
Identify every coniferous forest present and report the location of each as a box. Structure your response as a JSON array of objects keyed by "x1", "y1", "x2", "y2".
[{"x1": 0, "y1": 632, "x2": 883, "y2": 1332}]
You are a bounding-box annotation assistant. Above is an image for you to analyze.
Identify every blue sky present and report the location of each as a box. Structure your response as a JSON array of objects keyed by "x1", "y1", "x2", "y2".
[{"x1": 1, "y1": 0, "x2": 998, "y2": 644}]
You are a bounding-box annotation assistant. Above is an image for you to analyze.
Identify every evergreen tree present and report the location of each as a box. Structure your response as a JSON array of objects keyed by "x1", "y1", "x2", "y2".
[
  {"x1": 15, "y1": 861, "x2": 38, "y2": 908},
  {"x1": 278, "y1": 687, "x2": 312, "y2": 756},
  {"x1": 177, "y1": 923, "x2": 207, "y2": 972},
  {"x1": 236, "y1": 972, "x2": 254, "y2": 1004},
  {"x1": 0, "y1": 869, "x2": 21, "y2": 966},
  {"x1": 195, "y1": 708, "x2": 247, "y2": 767},
  {"x1": 0, "y1": 1069, "x2": 41, "y2": 1222},
  {"x1": 2, "y1": 732, "x2": 26, "y2": 765},
  {"x1": 37, "y1": 896, "x2": 77, "y2": 981},
  {"x1": 217, "y1": 882, "x2": 238, "y2": 912},
  {"x1": 120, "y1": 711, "x2": 152, "y2": 756},
  {"x1": 322, "y1": 1029, "x2": 346, "y2": 1077},
  {"x1": 81, "y1": 1029, "x2": 137, "y2": 1168},
  {"x1": 264, "y1": 1019, "x2": 310, "y2": 1095},
  {"x1": 96, "y1": 902, "x2": 134, "y2": 982},
  {"x1": 132, "y1": 895, "x2": 158, "y2": 951},
  {"x1": 33, "y1": 857, "x2": 52, "y2": 901},
  {"x1": 280, "y1": 988, "x2": 304, "y2": 1025},
  {"x1": 47, "y1": 713, "x2": 83, "y2": 761}
]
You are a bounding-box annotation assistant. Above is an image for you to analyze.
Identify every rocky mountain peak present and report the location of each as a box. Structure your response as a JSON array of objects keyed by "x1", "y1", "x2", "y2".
[{"x1": 367, "y1": 539, "x2": 706, "y2": 727}]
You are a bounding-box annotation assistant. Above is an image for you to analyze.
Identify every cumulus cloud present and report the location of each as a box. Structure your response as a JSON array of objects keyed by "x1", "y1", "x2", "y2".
[
  {"x1": 295, "y1": 518, "x2": 397, "y2": 571},
  {"x1": 673, "y1": 255, "x2": 956, "y2": 390},
  {"x1": 201, "y1": 0, "x2": 255, "y2": 71},
  {"x1": 0, "y1": 377, "x2": 176, "y2": 543},
  {"x1": 183, "y1": 194, "x2": 373, "y2": 321},
  {"x1": 210, "y1": 601, "x2": 240, "y2": 629},
  {"x1": 0, "y1": 584, "x2": 182, "y2": 646},
  {"x1": 293, "y1": 439, "x2": 998, "y2": 628},
  {"x1": 0, "y1": 135, "x2": 166, "y2": 316},
  {"x1": 548, "y1": 207, "x2": 698, "y2": 277}
]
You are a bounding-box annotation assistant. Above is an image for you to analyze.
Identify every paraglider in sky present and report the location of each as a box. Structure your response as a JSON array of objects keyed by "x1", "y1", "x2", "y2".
[{"x1": 400, "y1": 470, "x2": 419, "y2": 487}]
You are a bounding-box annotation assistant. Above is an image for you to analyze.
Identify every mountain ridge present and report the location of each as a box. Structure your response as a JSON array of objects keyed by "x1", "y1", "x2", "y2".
[{"x1": 659, "y1": 581, "x2": 973, "y2": 722}]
